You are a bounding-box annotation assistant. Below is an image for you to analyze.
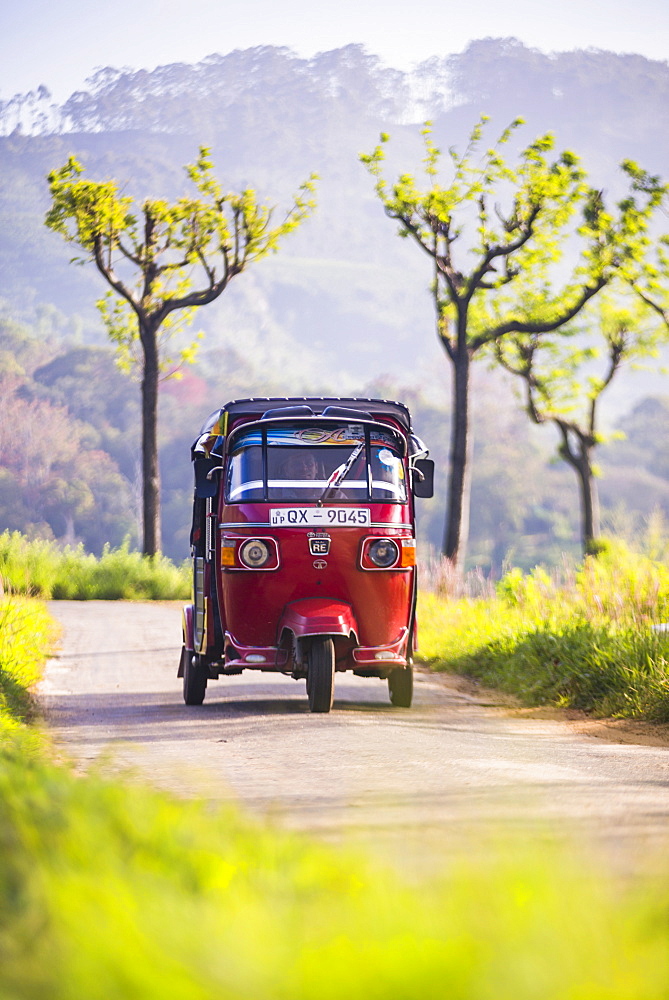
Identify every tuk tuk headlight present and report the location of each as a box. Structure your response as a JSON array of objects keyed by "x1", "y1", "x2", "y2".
[
  {"x1": 222, "y1": 535, "x2": 279, "y2": 571},
  {"x1": 239, "y1": 538, "x2": 271, "y2": 568},
  {"x1": 368, "y1": 538, "x2": 400, "y2": 569}
]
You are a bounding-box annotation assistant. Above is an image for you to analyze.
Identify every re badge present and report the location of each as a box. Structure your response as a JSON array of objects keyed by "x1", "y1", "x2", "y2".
[{"x1": 308, "y1": 532, "x2": 331, "y2": 556}]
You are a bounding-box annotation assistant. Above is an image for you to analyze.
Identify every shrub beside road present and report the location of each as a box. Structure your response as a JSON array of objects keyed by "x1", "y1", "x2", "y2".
[
  {"x1": 0, "y1": 531, "x2": 189, "y2": 600},
  {"x1": 419, "y1": 541, "x2": 669, "y2": 721}
]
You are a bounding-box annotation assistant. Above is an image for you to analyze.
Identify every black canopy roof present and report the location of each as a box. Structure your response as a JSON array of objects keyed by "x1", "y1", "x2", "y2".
[
  {"x1": 221, "y1": 396, "x2": 412, "y2": 431},
  {"x1": 192, "y1": 397, "x2": 413, "y2": 459}
]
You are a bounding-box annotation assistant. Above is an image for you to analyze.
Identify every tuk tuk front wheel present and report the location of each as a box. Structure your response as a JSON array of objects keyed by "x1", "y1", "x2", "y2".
[
  {"x1": 306, "y1": 637, "x2": 335, "y2": 713},
  {"x1": 388, "y1": 665, "x2": 413, "y2": 708},
  {"x1": 183, "y1": 652, "x2": 208, "y2": 706}
]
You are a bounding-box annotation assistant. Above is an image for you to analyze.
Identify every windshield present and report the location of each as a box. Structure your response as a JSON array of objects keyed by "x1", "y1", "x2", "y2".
[{"x1": 224, "y1": 423, "x2": 407, "y2": 503}]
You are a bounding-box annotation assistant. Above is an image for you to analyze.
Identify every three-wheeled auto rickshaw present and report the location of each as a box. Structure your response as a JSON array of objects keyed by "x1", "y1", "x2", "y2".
[{"x1": 178, "y1": 397, "x2": 434, "y2": 712}]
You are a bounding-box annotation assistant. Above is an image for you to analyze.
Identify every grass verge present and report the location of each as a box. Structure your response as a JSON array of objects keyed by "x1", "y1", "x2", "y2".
[
  {"x1": 0, "y1": 531, "x2": 190, "y2": 600},
  {"x1": 418, "y1": 541, "x2": 669, "y2": 720}
]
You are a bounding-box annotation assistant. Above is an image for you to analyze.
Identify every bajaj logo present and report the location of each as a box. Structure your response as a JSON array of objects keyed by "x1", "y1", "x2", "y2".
[{"x1": 308, "y1": 534, "x2": 331, "y2": 556}]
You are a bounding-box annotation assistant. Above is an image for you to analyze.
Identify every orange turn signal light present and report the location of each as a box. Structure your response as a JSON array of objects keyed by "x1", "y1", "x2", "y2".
[
  {"x1": 400, "y1": 538, "x2": 416, "y2": 567},
  {"x1": 221, "y1": 541, "x2": 236, "y2": 566}
]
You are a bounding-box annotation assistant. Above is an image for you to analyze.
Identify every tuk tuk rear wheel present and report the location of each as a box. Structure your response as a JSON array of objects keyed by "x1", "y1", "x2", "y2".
[
  {"x1": 306, "y1": 637, "x2": 335, "y2": 713},
  {"x1": 388, "y1": 665, "x2": 413, "y2": 708},
  {"x1": 183, "y1": 652, "x2": 208, "y2": 706}
]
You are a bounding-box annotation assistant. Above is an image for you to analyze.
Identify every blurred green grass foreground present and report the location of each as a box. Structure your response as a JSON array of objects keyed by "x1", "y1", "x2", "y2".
[{"x1": 1, "y1": 537, "x2": 669, "y2": 996}]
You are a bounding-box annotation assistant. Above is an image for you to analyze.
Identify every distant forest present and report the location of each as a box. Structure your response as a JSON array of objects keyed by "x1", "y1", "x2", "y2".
[{"x1": 1, "y1": 39, "x2": 669, "y2": 566}]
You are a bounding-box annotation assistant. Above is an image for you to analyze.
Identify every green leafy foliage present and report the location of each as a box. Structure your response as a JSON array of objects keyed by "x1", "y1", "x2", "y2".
[
  {"x1": 45, "y1": 147, "x2": 317, "y2": 555},
  {"x1": 361, "y1": 117, "x2": 664, "y2": 569},
  {"x1": 45, "y1": 147, "x2": 317, "y2": 366},
  {"x1": 360, "y1": 119, "x2": 661, "y2": 351},
  {"x1": 621, "y1": 172, "x2": 669, "y2": 348}
]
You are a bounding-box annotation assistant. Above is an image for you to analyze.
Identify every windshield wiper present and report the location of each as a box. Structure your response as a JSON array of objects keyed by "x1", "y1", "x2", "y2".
[{"x1": 316, "y1": 441, "x2": 365, "y2": 507}]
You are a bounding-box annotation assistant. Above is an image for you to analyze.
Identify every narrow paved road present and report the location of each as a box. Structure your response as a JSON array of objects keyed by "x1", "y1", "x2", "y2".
[{"x1": 40, "y1": 601, "x2": 669, "y2": 871}]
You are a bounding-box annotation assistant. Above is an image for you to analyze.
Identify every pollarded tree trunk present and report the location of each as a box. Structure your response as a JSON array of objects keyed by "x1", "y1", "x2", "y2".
[
  {"x1": 140, "y1": 318, "x2": 161, "y2": 557},
  {"x1": 443, "y1": 348, "x2": 473, "y2": 572},
  {"x1": 575, "y1": 456, "x2": 600, "y2": 555},
  {"x1": 558, "y1": 425, "x2": 600, "y2": 556}
]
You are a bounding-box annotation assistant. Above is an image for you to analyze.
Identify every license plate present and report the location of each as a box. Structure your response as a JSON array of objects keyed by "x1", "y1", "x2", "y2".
[{"x1": 269, "y1": 507, "x2": 371, "y2": 526}]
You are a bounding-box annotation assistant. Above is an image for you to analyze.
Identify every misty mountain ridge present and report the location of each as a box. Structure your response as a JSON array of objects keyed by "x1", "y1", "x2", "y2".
[
  {"x1": 2, "y1": 38, "x2": 668, "y2": 140},
  {"x1": 1, "y1": 38, "x2": 668, "y2": 397}
]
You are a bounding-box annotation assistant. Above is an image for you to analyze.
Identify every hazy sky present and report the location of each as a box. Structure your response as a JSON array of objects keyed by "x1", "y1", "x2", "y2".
[{"x1": 2, "y1": 0, "x2": 668, "y2": 101}]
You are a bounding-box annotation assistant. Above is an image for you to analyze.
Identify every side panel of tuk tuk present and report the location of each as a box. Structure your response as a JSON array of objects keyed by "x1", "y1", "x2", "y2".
[{"x1": 189, "y1": 458, "x2": 227, "y2": 662}]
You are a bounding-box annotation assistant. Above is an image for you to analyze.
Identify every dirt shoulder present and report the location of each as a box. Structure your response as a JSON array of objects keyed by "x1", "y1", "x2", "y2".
[{"x1": 428, "y1": 668, "x2": 669, "y2": 749}]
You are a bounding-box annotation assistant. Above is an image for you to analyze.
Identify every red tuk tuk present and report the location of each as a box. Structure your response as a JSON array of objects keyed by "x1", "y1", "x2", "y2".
[{"x1": 178, "y1": 397, "x2": 434, "y2": 712}]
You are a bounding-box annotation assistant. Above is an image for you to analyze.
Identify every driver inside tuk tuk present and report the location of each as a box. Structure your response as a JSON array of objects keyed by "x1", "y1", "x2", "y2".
[
  {"x1": 276, "y1": 450, "x2": 321, "y2": 499},
  {"x1": 276, "y1": 450, "x2": 348, "y2": 500},
  {"x1": 281, "y1": 451, "x2": 319, "y2": 481}
]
